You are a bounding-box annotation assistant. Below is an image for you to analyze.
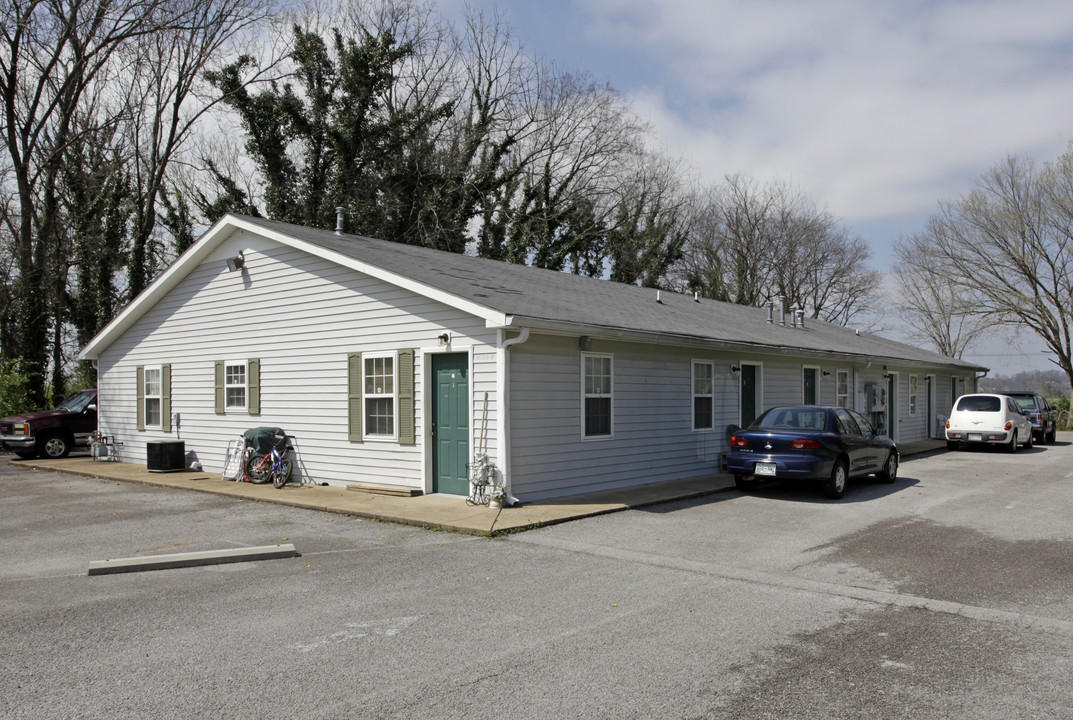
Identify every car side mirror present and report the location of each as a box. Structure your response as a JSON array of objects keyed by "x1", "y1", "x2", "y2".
[{"x1": 86, "y1": 404, "x2": 97, "y2": 412}]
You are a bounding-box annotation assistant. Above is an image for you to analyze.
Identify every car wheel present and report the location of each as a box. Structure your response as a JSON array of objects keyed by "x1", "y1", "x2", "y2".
[
  {"x1": 37, "y1": 433, "x2": 72, "y2": 459},
  {"x1": 734, "y1": 475, "x2": 759, "y2": 492},
  {"x1": 823, "y1": 460, "x2": 848, "y2": 499},
  {"x1": 1047, "y1": 425, "x2": 1057, "y2": 443},
  {"x1": 877, "y1": 451, "x2": 898, "y2": 483},
  {"x1": 1006, "y1": 431, "x2": 1018, "y2": 454},
  {"x1": 1023, "y1": 430, "x2": 1033, "y2": 449},
  {"x1": 946, "y1": 440, "x2": 959, "y2": 451}
]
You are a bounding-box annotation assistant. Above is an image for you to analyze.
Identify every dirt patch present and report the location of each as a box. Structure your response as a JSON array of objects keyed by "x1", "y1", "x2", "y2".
[{"x1": 807, "y1": 517, "x2": 1073, "y2": 609}]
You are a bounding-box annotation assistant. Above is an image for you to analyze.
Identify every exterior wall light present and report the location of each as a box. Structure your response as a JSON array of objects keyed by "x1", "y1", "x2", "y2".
[
  {"x1": 438, "y1": 333, "x2": 450, "y2": 346},
  {"x1": 226, "y1": 253, "x2": 245, "y2": 272}
]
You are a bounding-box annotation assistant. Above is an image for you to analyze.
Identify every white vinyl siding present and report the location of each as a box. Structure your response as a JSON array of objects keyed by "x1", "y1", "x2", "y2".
[
  {"x1": 95, "y1": 230, "x2": 498, "y2": 490},
  {"x1": 512, "y1": 337, "x2": 729, "y2": 500}
]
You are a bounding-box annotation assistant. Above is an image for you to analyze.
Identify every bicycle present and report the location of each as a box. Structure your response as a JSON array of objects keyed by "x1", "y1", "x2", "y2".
[{"x1": 245, "y1": 444, "x2": 294, "y2": 489}]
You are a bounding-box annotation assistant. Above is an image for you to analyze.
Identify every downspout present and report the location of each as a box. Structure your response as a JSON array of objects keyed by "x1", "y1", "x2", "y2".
[{"x1": 496, "y1": 327, "x2": 530, "y2": 505}]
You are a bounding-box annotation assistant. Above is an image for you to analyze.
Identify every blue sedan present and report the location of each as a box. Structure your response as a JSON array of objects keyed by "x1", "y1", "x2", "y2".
[{"x1": 726, "y1": 405, "x2": 899, "y2": 499}]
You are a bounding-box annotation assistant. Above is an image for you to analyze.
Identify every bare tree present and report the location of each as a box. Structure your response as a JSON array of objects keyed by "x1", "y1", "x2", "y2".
[
  {"x1": 677, "y1": 175, "x2": 880, "y2": 325},
  {"x1": 893, "y1": 220, "x2": 993, "y2": 358},
  {"x1": 0, "y1": 0, "x2": 276, "y2": 403},
  {"x1": 124, "y1": 0, "x2": 279, "y2": 299},
  {"x1": 913, "y1": 150, "x2": 1073, "y2": 393}
]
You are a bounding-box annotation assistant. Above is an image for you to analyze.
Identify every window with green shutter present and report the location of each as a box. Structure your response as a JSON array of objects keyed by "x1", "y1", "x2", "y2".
[
  {"x1": 215, "y1": 359, "x2": 259, "y2": 414},
  {"x1": 347, "y1": 350, "x2": 416, "y2": 443}
]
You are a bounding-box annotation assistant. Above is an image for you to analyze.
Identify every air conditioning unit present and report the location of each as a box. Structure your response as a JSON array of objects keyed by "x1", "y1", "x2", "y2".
[{"x1": 147, "y1": 440, "x2": 185, "y2": 472}]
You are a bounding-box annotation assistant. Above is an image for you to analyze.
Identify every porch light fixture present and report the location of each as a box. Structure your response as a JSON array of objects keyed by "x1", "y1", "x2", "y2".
[
  {"x1": 226, "y1": 252, "x2": 245, "y2": 272},
  {"x1": 730, "y1": 365, "x2": 740, "y2": 374},
  {"x1": 822, "y1": 370, "x2": 831, "y2": 377},
  {"x1": 438, "y1": 333, "x2": 450, "y2": 346}
]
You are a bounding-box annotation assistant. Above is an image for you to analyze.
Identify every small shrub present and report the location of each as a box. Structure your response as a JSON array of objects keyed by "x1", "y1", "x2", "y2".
[{"x1": 1051, "y1": 396, "x2": 1071, "y2": 430}]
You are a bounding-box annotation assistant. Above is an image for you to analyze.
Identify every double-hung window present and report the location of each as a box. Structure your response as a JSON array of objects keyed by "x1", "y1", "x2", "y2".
[
  {"x1": 143, "y1": 366, "x2": 162, "y2": 428},
  {"x1": 692, "y1": 360, "x2": 714, "y2": 431},
  {"x1": 364, "y1": 354, "x2": 396, "y2": 438},
  {"x1": 582, "y1": 353, "x2": 613, "y2": 438},
  {"x1": 225, "y1": 362, "x2": 247, "y2": 411},
  {"x1": 909, "y1": 375, "x2": 918, "y2": 415}
]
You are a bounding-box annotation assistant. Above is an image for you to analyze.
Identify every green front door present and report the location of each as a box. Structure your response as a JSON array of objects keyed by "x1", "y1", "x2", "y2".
[{"x1": 432, "y1": 354, "x2": 469, "y2": 495}]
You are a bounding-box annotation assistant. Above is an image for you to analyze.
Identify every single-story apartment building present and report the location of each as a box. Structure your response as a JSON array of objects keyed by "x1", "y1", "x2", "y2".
[{"x1": 78, "y1": 214, "x2": 986, "y2": 501}]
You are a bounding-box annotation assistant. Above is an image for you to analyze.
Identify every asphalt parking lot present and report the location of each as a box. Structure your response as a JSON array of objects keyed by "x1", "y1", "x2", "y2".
[{"x1": 3, "y1": 439, "x2": 1073, "y2": 719}]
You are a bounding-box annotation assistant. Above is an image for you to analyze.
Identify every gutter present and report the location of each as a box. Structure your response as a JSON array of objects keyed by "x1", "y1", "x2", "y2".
[
  {"x1": 496, "y1": 327, "x2": 530, "y2": 505},
  {"x1": 503, "y1": 316, "x2": 986, "y2": 373}
]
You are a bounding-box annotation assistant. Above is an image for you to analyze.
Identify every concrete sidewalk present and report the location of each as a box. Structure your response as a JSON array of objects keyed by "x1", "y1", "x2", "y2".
[{"x1": 5, "y1": 439, "x2": 946, "y2": 536}]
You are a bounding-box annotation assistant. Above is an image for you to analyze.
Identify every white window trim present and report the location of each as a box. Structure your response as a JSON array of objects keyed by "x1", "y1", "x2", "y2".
[
  {"x1": 692, "y1": 359, "x2": 715, "y2": 433},
  {"x1": 836, "y1": 369, "x2": 851, "y2": 408},
  {"x1": 364, "y1": 352, "x2": 398, "y2": 441},
  {"x1": 581, "y1": 351, "x2": 614, "y2": 441},
  {"x1": 802, "y1": 365, "x2": 821, "y2": 405},
  {"x1": 143, "y1": 364, "x2": 163, "y2": 429},
  {"x1": 224, "y1": 360, "x2": 248, "y2": 412}
]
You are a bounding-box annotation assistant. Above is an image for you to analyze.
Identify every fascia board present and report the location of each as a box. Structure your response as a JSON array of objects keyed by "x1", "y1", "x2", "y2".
[{"x1": 247, "y1": 222, "x2": 509, "y2": 328}]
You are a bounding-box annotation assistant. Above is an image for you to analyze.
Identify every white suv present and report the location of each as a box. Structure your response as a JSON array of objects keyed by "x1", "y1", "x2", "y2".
[{"x1": 946, "y1": 393, "x2": 1033, "y2": 452}]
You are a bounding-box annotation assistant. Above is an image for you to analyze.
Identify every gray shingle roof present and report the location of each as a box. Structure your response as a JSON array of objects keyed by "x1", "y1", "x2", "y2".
[{"x1": 239, "y1": 214, "x2": 984, "y2": 371}]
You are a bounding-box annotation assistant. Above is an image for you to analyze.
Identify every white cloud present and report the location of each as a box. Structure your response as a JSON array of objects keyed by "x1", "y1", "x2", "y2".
[{"x1": 574, "y1": 0, "x2": 1073, "y2": 237}]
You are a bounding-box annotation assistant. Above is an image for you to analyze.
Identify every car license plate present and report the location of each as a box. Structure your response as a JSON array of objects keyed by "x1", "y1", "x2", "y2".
[
  {"x1": 967, "y1": 433, "x2": 982, "y2": 441},
  {"x1": 755, "y1": 462, "x2": 776, "y2": 476}
]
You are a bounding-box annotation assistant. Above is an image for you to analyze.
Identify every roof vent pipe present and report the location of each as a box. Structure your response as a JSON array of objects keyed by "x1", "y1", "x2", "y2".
[
  {"x1": 777, "y1": 296, "x2": 786, "y2": 326},
  {"x1": 766, "y1": 300, "x2": 774, "y2": 323},
  {"x1": 335, "y1": 206, "x2": 346, "y2": 235},
  {"x1": 791, "y1": 308, "x2": 798, "y2": 328},
  {"x1": 797, "y1": 308, "x2": 806, "y2": 329}
]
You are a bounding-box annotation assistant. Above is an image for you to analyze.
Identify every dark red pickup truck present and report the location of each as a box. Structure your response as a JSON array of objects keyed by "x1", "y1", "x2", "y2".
[{"x1": 0, "y1": 389, "x2": 98, "y2": 459}]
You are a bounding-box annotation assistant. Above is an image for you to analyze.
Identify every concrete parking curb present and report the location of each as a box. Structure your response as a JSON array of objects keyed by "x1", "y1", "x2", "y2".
[{"x1": 87, "y1": 543, "x2": 298, "y2": 575}]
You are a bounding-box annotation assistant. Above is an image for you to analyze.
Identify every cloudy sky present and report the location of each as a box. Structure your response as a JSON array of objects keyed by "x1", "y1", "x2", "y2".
[{"x1": 450, "y1": 0, "x2": 1073, "y2": 373}]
